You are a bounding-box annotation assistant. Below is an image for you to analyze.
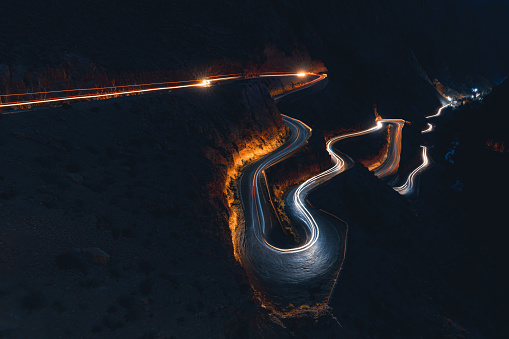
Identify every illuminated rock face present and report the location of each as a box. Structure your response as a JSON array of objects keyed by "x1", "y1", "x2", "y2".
[{"x1": 201, "y1": 82, "x2": 290, "y2": 260}]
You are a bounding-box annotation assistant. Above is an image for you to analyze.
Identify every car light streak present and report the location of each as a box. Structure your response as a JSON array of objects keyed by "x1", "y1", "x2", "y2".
[
  {"x1": 369, "y1": 119, "x2": 405, "y2": 179},
  {"x1": 393, "y1": 103, "x2": 443, "y2": 196},
  {"x1": 328, "y1": 118, "x2": 430, "y2": 197},
  {"x1": 0, "y1": 73, "x2": 322, "y2": 110},
  {"x1": 272, "y1": 74, "x2": 327, "y2": 101},
  {"x1": 422, "y1": 123, "x2": 434, "y2": 133},
  {"x1": 257, "y1": 120, "x2": 385, "y2": 253},
  {"x1": 393, "y1": 146, "x2": 430, "y2": 196},
  {"x1": 426, "y1": 103, "x2": 450, "y2": 118},
  {"x1": 259, "y1": 72, "x2": 312, "y2": 78},
  {"x1": 0, "y1": 78, "x2": 224, "y2": 98},
  {"x1": 0, "y1": 82, "x2": 204, "y2": 109},
  {"x1": 250, "y1": 118, "x2": 386, "y2": 254}
]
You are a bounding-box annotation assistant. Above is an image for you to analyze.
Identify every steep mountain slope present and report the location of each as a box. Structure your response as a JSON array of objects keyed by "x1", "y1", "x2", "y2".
[{"x1": 0, "y1": 82, "x2": 289, "y2": 337}]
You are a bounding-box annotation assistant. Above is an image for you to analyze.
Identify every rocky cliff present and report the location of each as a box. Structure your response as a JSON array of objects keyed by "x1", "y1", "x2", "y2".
[{"x1": 0, "y1": 82, "x2": 289, "y2": 338}]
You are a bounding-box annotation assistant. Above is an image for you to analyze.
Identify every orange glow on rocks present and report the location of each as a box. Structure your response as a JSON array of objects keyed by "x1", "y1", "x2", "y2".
[
  {"x1": 223, "y1": 133, "x2": 289, "y2": 262},
  {"x1": 267, "y1": 76, "x2": 312, "y2": 98},
  {"x1": 364, "y1": 125, "x2": 391, "y2": 171},
  {"x1": 486, "y1": 139, "x2": 508, "y2": 153}
]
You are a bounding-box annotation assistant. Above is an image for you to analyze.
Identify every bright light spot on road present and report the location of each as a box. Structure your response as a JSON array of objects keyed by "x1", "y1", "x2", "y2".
[
  {"x1": 446, "y1": 96, "x2": 452, "y2": 101},
  {"x1": 201, "y1": 80, "x2": 211, "y2": 86},
  {"x1": 473, "y1": 88, "x2": 478, "y2": 92},
  {"x1": 297, "y1": 72, "x2": 306, "y2": 77}
]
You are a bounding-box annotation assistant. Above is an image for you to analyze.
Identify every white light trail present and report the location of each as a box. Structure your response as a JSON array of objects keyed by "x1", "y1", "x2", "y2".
[
  {"x1": 267, "y1": 119, "x2": 385, "y2": 253},
  {"x1": 422, "y1": 123, "x2": 433, "y2": 133},
  {"x1": 393, "y1": 146, "x2": 430, "y2": 196},
  {"x1": 426, "y1": 103, "x2": 450, "y2": 119}
]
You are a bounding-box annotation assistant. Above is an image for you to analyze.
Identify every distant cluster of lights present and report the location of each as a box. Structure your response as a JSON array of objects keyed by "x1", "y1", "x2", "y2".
[{"x1": 444, "y1": 87, "x2": 481, "y2": 104}]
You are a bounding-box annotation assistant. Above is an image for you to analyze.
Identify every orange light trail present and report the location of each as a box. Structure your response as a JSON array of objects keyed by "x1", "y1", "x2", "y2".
[
  {"x1": 0, "y1": 79, "x2": 204, "y2": 98},
  {"x1": 0, "y1": 73, "x2": 322, "y2": 110}
]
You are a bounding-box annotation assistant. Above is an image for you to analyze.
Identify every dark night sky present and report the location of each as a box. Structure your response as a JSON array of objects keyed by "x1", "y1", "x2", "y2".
[{"x1": 392, "y1": 0, "x2": 509, "y2": 84}]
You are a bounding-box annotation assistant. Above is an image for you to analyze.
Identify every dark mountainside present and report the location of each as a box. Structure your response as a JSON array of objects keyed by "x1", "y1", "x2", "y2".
[
  {"x1": 1, "y1": 0, "x2": 508, "y2": 338},
  {"x1": 421, "y1": 79, "x2": 509, "y2": 331},
  {"x1": 0, "y1": 82, "x2": 288, "y2": 337}
]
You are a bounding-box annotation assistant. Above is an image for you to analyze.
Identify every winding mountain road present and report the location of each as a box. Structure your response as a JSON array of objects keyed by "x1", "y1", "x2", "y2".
[
  {"x1": 1, "y1": 70, "x2": 445, "y2": 306},
  {"x1": 390, "y1": 103, "x2": 450, "y2": 196},
  {"x1": 239, "y1": 114, "x2": 346, "y2": 304}
]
